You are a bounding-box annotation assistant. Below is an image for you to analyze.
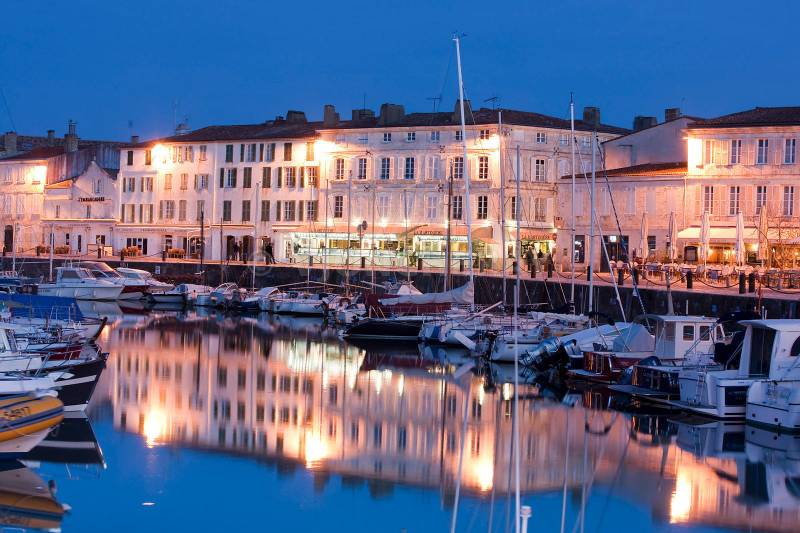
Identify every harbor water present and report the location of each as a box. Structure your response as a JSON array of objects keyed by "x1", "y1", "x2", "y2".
[{"x1": 28, "y1": 310, "x2": 800, "y2": 532}]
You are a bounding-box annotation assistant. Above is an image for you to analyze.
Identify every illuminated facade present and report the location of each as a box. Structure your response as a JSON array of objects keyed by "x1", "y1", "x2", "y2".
[
  {"x1": 0, "y1": 150, "x2": 48, "y2": 254},
  {"x1": 556, "y1": 107, "x2": 800, "y2": 271},
  {"x1": 117, "y1": 104, "x2": 625, "y2": 264}
]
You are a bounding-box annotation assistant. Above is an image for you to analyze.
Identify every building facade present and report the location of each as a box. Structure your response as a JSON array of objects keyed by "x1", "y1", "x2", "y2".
[
  {"x1": 119, "y1": 103, "x2": 625, "y2": 264},
  {"x1": 556, "y1": 106, "x2": 800, "y2": 272}
]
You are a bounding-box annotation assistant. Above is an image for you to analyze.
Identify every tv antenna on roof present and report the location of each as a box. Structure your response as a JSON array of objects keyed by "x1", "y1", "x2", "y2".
[
  {"x1": 426, "y1": 96, "x2": 441, "y2": 113},
  {"x1": 484, "y1": 96, "x2": 500, "y2": 110}
]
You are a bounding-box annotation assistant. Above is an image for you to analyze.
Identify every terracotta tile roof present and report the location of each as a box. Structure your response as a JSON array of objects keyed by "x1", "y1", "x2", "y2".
[
  {"x1": 130, "y1": 107, "x2": 630, "y2": 147},
  {"x1": 688, "y1": 107, "x2": 800, "y2": 129},
  {"x1": 560, "y1": 161, "x2": 687, "y2": 180}
]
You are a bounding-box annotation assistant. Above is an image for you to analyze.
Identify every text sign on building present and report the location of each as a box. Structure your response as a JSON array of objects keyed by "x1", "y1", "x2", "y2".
[{"x1": 78, "y1": 197, "x2": 106, "y2": 202}]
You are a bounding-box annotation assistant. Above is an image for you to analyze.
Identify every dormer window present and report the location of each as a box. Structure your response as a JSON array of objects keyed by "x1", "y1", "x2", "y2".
[{"x1": 406, "y1": 132, "x2": 416, "y2": 142}]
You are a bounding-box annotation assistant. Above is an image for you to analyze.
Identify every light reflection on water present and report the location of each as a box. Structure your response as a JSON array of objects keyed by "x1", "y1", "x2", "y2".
[{"x1": 32, "y1": 312, "x2": 800, "y2": 531}]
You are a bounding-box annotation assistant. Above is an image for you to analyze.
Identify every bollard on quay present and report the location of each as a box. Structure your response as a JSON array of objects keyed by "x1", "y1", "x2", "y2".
[
  {"x1": 360, "y1": 256, "x2": 366, "y2": 269},
  {"x1": 417, "y1": 258, "x2": 423, "y2": 271},
  {"x1": 748, "y1": 272, "x2": 756, "y2": 293},
  {"x1": 686, "y1": 271, "x2": 693, "y2": 289},
  {"x1": 512, "y1": 261, "x2": 518, "y2": 275},
  {"x1": 617, "y1": 267, "x2": 624, "y2": 286},
  {"x1": 547, "y1": 261, "x2": 553, "y2": 279},
  {"x1": 162, "y1": 249, "x2": 167, "y2": 262},
  {"x1": 632, "y1": 267, "x2": 639, "y2": 285},
  {"x1": 739, "y1": 272, "x2": 746, "y2": 294},
  {"x1": 459, "y1": 259, "x2": 464, "y2": 272},
  {"x1": 309, "y1": 255, "x2": 313, "y2": 266}
]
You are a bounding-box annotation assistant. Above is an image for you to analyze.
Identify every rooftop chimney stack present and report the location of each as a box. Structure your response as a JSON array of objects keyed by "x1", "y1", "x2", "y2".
[
  {"x1": 665, "y1": 108, "x2": 681, "y2": 122},
  {"x1": 322, "y1": 105, "x2": 340, "y2": 127},
  {"x1": 582, "y1": 107, "x2": 601, "y2": 128},
  {"x1": 286, "y1": 110, "x2": 307, "y2": 124},
  {"x1": 131, "y1": 135, "x2": 140, "y2": 144},
  {"x1": 3, "y1": 131, "x2": 17, "y2": 155},
  {"x1": 46, "y1": 129, "x2": 55, "y2": 145},
  {"x1": 377, "y1": 103, "x2": 405, "y2": 126},
  {"x1": 64, "y1": 120, "x2": 79, "y2": 153},
  {"x1": 632, "y1": 116, "x2": 658, "y2": 131},
  {"x1": 452, "y1": 99, "x2": 472, "y2": 124},
  {"x1": 351, "y1": 108, "x2": 375, "y2": 121}
]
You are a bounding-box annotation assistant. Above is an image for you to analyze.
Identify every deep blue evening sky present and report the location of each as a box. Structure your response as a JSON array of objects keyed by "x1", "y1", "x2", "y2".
[{"x1": 2, "y1": 0, "x2": 797, "y2": 141}]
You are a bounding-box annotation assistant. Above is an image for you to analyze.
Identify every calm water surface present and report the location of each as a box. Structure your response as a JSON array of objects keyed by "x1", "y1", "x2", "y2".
[{"x1": 23, "y1": 311, "x2": 800, "y2": 532}]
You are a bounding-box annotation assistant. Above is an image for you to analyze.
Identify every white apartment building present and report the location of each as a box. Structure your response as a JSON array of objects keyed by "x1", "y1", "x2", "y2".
[
  {"x1": 680, "y1": 107, "x2": 800, "y2": 267},
  {"x1": 118, "y1": 103, "x2": 626, "y2": 265},
  {"x1": 0, "y1": 147, "x2": 50, "y2": 254},
  {"x1": 117, "y1": 111, "x2": 321, "y2": 261},
  {"x1": 556, "y1": 106, "x2": 800, "y2": 272}
]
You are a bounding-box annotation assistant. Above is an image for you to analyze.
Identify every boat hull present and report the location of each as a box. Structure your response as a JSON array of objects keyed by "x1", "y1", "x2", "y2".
[
  {"x1": 344, "y1": 319, "x2": 423, "y2": 341},
  {"x1": 0, "y1": 395, "x2": 64, "y2": 457}
]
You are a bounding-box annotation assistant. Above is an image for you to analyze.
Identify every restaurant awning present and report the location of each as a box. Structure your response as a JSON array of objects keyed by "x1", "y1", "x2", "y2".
[{"x1": 677, "y1": 226, "x2": 783, "y2": 242}]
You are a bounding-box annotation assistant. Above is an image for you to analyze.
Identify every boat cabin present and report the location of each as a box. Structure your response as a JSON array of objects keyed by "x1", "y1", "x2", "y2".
[
  {"x1": 55, "y1": 267, "x2": 97, "y2": 283},
  {"x1": 641, "y1": 315, "x2": 723, "y2": 360},
  {"x1": 736, "y1": 320, "x2": 800, "y2": 380}
]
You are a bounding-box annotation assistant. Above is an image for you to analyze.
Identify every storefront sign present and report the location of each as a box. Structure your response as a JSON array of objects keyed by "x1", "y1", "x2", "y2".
[{"x1": 78, "y1": 197, "x2": 106, "y2": 202}]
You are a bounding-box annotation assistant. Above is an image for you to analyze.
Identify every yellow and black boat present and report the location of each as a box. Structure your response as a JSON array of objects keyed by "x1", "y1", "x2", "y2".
[{"x1": 0, "y1": 394, "x2": 64, "y2": 457}]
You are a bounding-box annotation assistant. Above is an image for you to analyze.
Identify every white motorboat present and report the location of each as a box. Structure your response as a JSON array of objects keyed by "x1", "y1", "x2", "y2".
[
  {"x1": 489, "y1": 312, "x2": 590, "y2": 362},
  {"x1": 38, "y1": 267, "x2": 124, "y2": 301},
  {"x1": 744, "y1": 320, "x2": 800, "y2": 432},
  {"x1": 116, "y1": 267, "x2": 174, "y2": 295},
  {"x1": 197, "y1": 282, "x2": 240, "y2": 308},
  {"x1": 151, "y1": 283, "x2": 212, "y2": 305},
  {"x1": 79, "y1": 261, "x2": 147, "y2": 300},
  {"x1": 670, "y1": 319, "x2": 787, "y2": 420},
  {"x1": 271, "y1": 291, "x2": 337, "y2": 316},
  {"x1": 570, "y1": 314, "x2": 722, "y2": 383}
]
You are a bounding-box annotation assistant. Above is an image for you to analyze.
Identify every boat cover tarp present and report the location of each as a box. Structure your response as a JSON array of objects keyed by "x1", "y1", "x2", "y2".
[
  {"x1": 379, "y1": 281, "x2": 474, "y2": 306},
  {"x1": 612, "y1": 323, "x2": 654, "y2": 352},
  {"x1": 0, "y1": 294, "x2": 84, "y2": 321}
]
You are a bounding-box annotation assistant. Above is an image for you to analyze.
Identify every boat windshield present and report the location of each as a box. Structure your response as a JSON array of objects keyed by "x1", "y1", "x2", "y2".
[{"x1": 59, "y1": 268, "x2": 94, "y2": 280}]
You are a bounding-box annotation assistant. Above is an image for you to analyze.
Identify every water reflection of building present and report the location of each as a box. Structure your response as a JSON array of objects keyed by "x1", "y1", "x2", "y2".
[{"x1": 103, "y1": 315, "x2": 800, "y2": 531}]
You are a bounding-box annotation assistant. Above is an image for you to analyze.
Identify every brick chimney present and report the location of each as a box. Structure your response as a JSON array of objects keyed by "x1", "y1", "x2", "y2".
[
  {"x1": 64, "y1": 120, "x2": 79, "y2": 152},
  {"x1": 377, "y1": 103, "x2": 405, "y2": 126},
  {"x1": 286, "y1": 110, "x2": 307, "y2": 124},
  {"x1": 3, "y1": 131, "x2": 17, "y2": 154},
  {"x1": 452, "y1": 99, "x2": 472, "y2": 124},
  {"x1": 632, "y1": 116, "x2": 657, "y2": 131},
  {"x1": 351, "y1": 108, "x2": 374, "y2": 121},
  {"x1": 665, "y1": 108, "x2": 681, "y2": 122},
  {"x1": 46, "y1": 129, "x2": 55, "y2": 145},
  {"x1": 582, "y1": 107, "x2": 601, "y2": 128},
  {"x1": 323, "y1": 104, "x2": 340, "y2": 127},
  {"x1": 131, "y1": 135, "x2": 140, "y2": 144}
]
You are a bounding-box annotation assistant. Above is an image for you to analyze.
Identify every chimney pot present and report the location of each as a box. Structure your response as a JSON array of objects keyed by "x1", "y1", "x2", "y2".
[
  {"x1": 46, "y1": 129, "x2": 55, "y2": 145},
  {"x1": 286, "y1": 110, "x2": 307, "y2": 124},
  {"x1": 3, "y1": 131, "x2": 18, "y2": 154},
  {"x1": 378, "y1": 103, "x2": 406, "y2": 126},
  {"x1": 351, "y1": 108, "x2": 374, "y2": 121},
  {"x1": 665, "y1": 108, "x2": 681, "y2": 122},
  {"x1": 582, "y1": 107, "x2": 601, "y2": 128},
  {"x1": 131, "y1": 135, "x2": 140, "y2": 144},
  {"x1": 452, "y1": 99, "x2": 472, "y2": 124},
  {"x1": 64, "y1": 120, "x2": 79, "y2": 153},
  {"x1": 632, "y1": 116, "x2": 658, "y2": 131}
]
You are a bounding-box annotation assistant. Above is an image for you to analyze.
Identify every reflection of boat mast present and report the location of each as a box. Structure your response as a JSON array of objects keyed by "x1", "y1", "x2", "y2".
[{"x1": 513, "y1": 145, "x2": 522, "y2": 533}]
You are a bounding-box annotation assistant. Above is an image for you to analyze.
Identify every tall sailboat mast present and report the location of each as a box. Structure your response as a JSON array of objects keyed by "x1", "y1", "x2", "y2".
[
  {"x1": 453, "y1": 34, "x2": 474, "y2": 309},
  {"x1": 513, "y1": 144, "x2": 522, "y2": 533},
  {"x1": 444, "y1": 172, "x2": 453, "y2": 291},
  {"x1": 499, "y1": 110, "x2": 507, "y2": 308},
  {"x1": 587, "y1": 131, "x2": 597, "y2": 313},
  {"x1": 569, "y1": 95, "x2": 576, "y2": 313}
]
